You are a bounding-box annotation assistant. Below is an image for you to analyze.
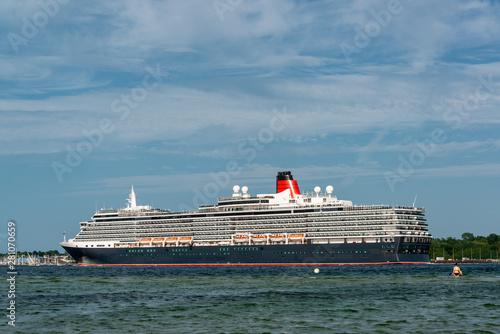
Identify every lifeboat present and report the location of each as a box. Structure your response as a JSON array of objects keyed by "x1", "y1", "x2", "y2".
[
  {"x1": 152, "y1": 238, "x2": 165, "y2": 243},
  {"x1": 234, "y1": 235, "x2": 249, "y2": 243},
  {"x1": 139, "y1": 238, "x2": 152, "y2": 243},
  {"x1": 179, "y1": 237, "x2": 193, "y2": 244},
  {"x1": 251, "y1": 235, "x2": 267, "y2": 243},
  {"x1": 288, "y1": 234, "x2": 305, "y2": 240},
  {"x1": 165, "y1": 238, "x2": 178, "y2": 244},
  {"x1": 269, "y1": 234, "x2": 286, "y2": 242}
]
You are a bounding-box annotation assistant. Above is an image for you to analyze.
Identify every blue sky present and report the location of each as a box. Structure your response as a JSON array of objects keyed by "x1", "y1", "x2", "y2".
[{"x1": 1, "y1": 0, "x2": 499, "y2": 251}]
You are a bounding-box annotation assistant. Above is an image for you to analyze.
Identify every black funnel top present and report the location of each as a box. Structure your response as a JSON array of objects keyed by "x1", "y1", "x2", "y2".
[{"x1": 276, "y1": 171, "x2": 294, "y2": 181}]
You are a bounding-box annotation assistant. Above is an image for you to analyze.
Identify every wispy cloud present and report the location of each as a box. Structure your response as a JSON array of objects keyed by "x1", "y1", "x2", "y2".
[
  {"x1": 3, "y1": 0, "x2": 500, "y2": 250},
  {"x1": 1, "y1": 1, "x2": 499, "y2": 173},
  {"x1": 81, "y1": 160, "x2": 500, "y2": 198}
]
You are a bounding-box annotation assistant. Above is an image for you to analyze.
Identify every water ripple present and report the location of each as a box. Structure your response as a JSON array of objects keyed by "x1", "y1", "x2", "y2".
[{"x1": 2, "y1": 263, "x2": 499, "y2": 333}]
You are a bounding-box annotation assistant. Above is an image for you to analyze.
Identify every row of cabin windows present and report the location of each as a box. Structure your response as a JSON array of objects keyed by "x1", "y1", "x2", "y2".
[
  {"x1": 402, "y1": 244, "x2": 428, "y2": 249},
  {"x1": 123, "y1": 246, "x2": 378, "y2": 254},
  {"x1": 118, "y1": 250, "x2": 369, "y2": 256},
  {"x1": 273, "y1": 250, "x2": 368, "y2": 254},
  {"x1": 119, "y1": 252, "x2": 231, "y2": 257},
  {"x1": 126, "y1": 249, "x2": 156, "y2": 253}
]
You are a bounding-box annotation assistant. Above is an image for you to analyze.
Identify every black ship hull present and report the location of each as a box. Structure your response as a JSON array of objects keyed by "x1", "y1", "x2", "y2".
[{"x1": 63, "y1": 238, "x2": 430, "y2": 266}]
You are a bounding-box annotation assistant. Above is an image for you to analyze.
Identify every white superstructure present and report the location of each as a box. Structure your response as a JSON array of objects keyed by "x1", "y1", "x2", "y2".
[{"x1": 61, "y1": 180, "x2": 431, "y2": 250}]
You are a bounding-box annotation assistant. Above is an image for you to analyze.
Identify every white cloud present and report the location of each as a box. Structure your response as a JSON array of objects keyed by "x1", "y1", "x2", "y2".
[
  {"x1": 2, "y1": 66, "x2": 500, "y2": 156},
  {"x1": 1, "y1": 0, "x2": 500, "y2": 160},
  {"x1": 79, "y1": 160, "x2": 500, "y2": 202},
  {"x1": 413, "y1": 163, "x2": 500, "y2": 178},
  {"x1": 2, "y1": 0, "x2": 500, "y2": 252}
]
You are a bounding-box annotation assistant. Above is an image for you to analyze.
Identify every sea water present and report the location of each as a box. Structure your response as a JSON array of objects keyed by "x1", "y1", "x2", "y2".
[{"x1": 1, "y1": 264, "x2": 499, "y2": 333}]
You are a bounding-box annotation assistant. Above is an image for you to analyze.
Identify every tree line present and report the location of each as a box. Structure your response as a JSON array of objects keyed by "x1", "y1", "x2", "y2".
[{"x1": 431, "y1": 233, "x2": 500, "y2": 260}]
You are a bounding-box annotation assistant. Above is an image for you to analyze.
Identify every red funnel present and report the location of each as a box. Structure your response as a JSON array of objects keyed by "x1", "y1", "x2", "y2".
[{"x1": 276, "y1": 171, "x2": 301, "y2": 198}]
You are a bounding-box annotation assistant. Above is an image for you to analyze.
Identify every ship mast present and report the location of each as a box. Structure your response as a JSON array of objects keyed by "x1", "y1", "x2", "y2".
[{"x1": 127, "y1": 186, "x2": 137, "y2": 209}]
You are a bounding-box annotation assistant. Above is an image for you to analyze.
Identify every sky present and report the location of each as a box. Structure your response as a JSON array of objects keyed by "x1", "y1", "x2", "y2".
[{"x1": 1, "y1": 0, "x2": 499, "y2": 252}]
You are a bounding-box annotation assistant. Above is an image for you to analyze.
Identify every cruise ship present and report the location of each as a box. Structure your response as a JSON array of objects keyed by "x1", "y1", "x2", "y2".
[{"x1": 61, "y1": 171, "x2": 432, "y2": 266}]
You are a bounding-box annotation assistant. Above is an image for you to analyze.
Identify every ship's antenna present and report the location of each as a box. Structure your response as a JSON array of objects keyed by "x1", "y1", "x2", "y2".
[
  {"x1": 129, "y1": 185, "x2": 137, "y2": 208},
  {"x1": 412, "y1": 195, "x2": 418, "y2": 207}
]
